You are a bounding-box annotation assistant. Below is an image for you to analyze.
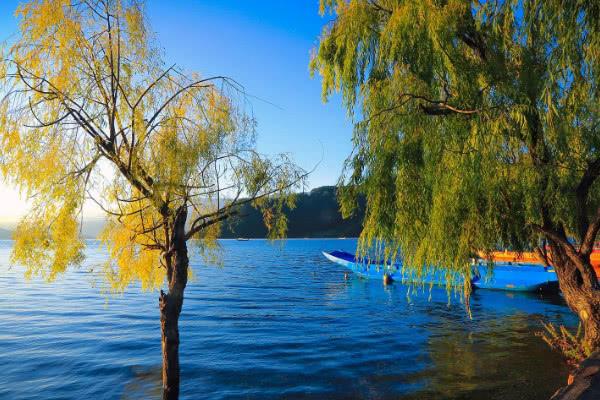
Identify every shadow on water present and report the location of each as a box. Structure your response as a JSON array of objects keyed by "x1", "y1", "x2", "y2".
[
  {"x1": 400, "y1": 321, "x2": 570, "y2": 399},
  {"x1": 120, "y1": 366, "x2": 162, "y2": 400}
]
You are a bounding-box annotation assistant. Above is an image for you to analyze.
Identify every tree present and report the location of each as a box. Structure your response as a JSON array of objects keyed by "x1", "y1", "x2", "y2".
[
  {"x1": 311, "y1": 0, "x2": 600, "y2": 354},
  {"x1": 0, "y1": 1, "x2": 304, "y2": 399}
]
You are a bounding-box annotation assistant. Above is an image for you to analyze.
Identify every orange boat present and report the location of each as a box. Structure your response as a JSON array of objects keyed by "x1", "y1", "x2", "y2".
[{"x1": 480, "y1": 249, "x2": 600, "y2": 277}]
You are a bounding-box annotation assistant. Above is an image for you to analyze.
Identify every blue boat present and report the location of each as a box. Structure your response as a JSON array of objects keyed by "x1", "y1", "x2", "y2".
[{"x1": 322, "y1": 250, "x2": 559, "y2": 292}]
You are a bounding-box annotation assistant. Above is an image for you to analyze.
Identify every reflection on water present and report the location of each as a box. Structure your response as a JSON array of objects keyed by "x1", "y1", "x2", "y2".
[
  {"x1": 0, "y1": 239, "x2": 576, "y2": 399},
  {"x1": 403, "y1": 296, "x2": 570, "y2": 399},
  {"x1": 120, "y1": 366, "x2": 162, "y2": 400}
]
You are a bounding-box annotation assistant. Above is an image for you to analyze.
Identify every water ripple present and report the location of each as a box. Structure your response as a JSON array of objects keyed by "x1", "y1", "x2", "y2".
[{"x1": 0, "y1": 239, "x2": 576, "y2": 399}]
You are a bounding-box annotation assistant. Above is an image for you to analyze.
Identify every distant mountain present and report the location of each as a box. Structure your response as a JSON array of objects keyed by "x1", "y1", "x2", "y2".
[
  {"x1": 0, "y1": 220, "x2": 106, "y2": 240},
  {"x1": 0, "y1": 186, "x2": 365, "y2": 240},
  {"x1": 80, "y1": 218, "x2": 106, "y2": 239},
  {"x1": 0, "y1": 228, "x2": 12, "y2": 240},
  {"x1": 220, "y1": 186, "x2": 365, "y2": 238}
]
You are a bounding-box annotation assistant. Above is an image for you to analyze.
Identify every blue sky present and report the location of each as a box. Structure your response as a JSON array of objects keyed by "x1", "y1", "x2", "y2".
[{"x1": 0, "y1": 1, "x2": 354, "y2": 222}]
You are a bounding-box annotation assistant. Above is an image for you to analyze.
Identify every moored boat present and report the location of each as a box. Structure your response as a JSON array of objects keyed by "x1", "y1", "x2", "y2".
[
  {"x1": 481, "y1": 249, "x2": 600, "y2": 277},
  {"x1": 480, "y1": 250, "x2": 541, "y2": 264},
  {"x1": 323, "y1": 251, "x2": 559, "y2": 292}
]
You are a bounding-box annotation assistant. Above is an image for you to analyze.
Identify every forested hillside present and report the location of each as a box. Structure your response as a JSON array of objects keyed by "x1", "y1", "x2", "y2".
[{"x1": 221, "y1": 186, "x2": 364, "y2": 238}]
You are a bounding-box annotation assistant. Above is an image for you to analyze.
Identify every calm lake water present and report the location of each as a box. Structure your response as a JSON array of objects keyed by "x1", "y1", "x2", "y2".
[{"x1": 0, "y1": 239, "x2": 576, "y2": 399}]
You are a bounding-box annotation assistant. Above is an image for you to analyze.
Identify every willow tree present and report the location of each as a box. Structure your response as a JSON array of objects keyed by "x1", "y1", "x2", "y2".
[
  {"x1": 0, "y1": 1, "x2": 304, "y2": 399},
  {"x1": 312, "y1": 0, "x2": 600, "y2": 353}
]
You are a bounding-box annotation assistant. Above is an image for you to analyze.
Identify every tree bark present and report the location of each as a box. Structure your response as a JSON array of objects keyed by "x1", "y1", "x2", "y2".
[
  {"x1": 160, "y1": 206, "x2": 189, "y2": 400},
  {"x1": 549, "y1": 243, "x2": 600, "y2": 353}
]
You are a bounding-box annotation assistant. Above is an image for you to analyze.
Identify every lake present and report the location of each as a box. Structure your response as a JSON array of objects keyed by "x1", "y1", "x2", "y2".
[{"x1": 0, "y1": 239, "x2": 576, "y2": 399}]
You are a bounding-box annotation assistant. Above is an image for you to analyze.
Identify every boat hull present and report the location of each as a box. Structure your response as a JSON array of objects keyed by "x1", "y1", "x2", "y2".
[
  {"x1": 472, "y1": 263, "x2": 560, "y2": 292},
  {"x1": 323, "y1": 251, "x2": 458, "y2": 285},
  {"x1": 323, "y1": 251, "x2": 559, "y2": 293}
]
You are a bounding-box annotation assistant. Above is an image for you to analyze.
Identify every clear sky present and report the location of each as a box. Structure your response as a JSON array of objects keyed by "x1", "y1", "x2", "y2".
[{"x1": 0, "y1": 0, "x2": 354, "y2": 224}]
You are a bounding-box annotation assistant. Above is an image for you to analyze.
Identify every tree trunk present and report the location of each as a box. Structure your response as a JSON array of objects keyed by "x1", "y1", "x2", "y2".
[
  {"x1": 160, "y1": 206, "x2": 189, "y2": 400},
  {"x1": 550, "y1": 350, "x2": 600, "y2": 400},
  {"x1": 559, "y1": 274, "x2": 600, "y2": 353},
  {"x1": 550, "y1": 243, "x2": 600, "y2": 353},
  {"x1": 160, "y1": 288, "x2": 183, "y2": 400}
]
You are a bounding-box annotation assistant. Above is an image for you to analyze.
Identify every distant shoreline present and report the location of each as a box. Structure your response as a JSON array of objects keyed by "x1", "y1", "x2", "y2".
[{"x1": 0, "y1": 186, "x2": 365, "y2": 241}]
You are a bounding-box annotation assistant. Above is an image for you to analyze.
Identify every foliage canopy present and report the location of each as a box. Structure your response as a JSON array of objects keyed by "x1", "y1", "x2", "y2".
[
  {"x1": 312, "y1": 0, "x2": 600, "y2": 287},
  {"x1": 0, "y1": 0, "x2": 304, "y2": 290}
]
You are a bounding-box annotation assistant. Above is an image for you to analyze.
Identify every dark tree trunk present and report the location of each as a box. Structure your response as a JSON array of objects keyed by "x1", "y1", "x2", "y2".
[
  {"x1": 550, "y1": 243, "x2": 600, "y2": 353},
  {"x1": 160, "y1": 206, "x2": 189, "y2": 400},
  {"x1": 551, "y1": 350, "x2": 600, "y2": 399}
]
